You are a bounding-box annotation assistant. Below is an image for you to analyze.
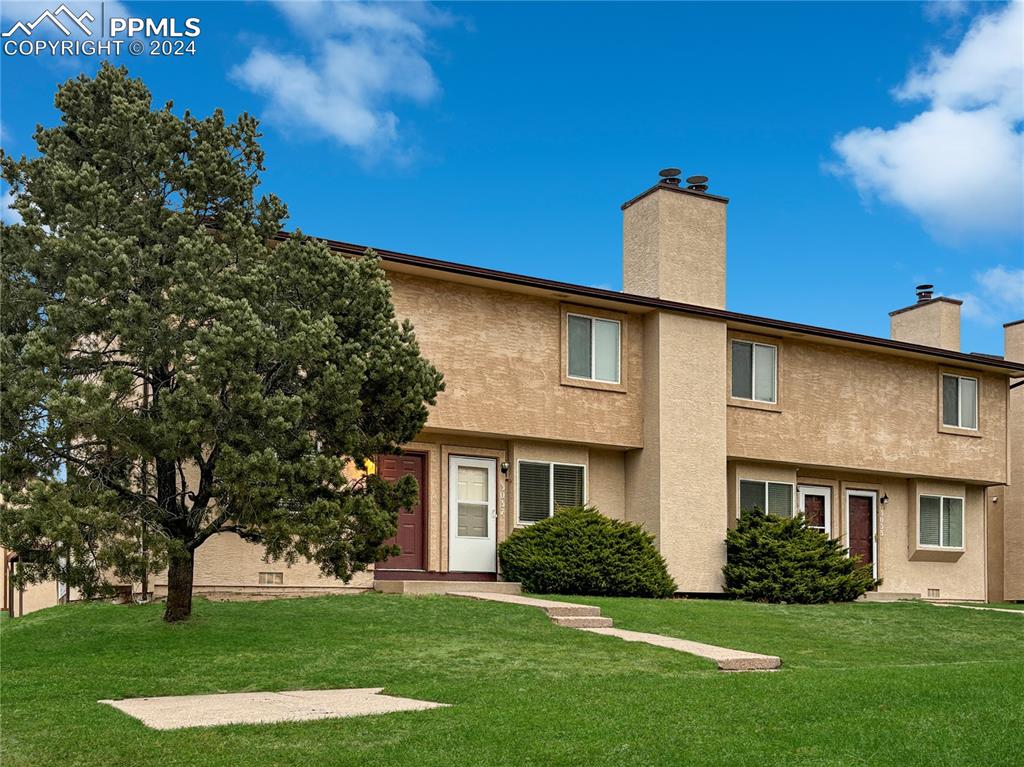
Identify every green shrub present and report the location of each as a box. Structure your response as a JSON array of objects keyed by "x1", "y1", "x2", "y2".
[
  {"x1": 497, "y1": 506, "x2": 676, "y2": 597},
  {"x1": 723, "y1": 509, "x2": 879, "y2": 603}
]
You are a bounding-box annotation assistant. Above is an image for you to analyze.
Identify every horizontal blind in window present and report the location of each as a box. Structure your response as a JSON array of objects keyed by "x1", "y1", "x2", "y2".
[
  {"x1": 739, "y1": 480, "x2": 765, "y2": 514},
  {"x1": 518, "y1": 462, "x2": 551, "y2": 523},
  {"x1": 767, "y1": 483, "x2": 793, "y2": 517},
  {"x1": 920, "y1": 496, "x2": 941, "y2": 546},
  {"x1": 553, "y1": 464, "x2": 585, "y2": 510},
  {"x1": 959, "y1": 378, "x2": 977, "y2": 429},
  {"x1": 754, "y1": 344, "x2": 777, "y2": 402},
  {"x1": 594, "y1": 319, "x2": 620, "y2": 383},
  {"x1": 942, "y1": 497, "x2": 963, "y2": 548}
]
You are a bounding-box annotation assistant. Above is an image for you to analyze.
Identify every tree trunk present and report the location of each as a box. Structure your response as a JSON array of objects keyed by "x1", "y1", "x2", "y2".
[{"x1": 163, "y1": 548, "x2": 194, "y2": 622}]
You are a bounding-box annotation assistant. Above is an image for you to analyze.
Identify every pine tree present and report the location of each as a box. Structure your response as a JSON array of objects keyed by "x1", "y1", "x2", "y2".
[{"x1": 1, "y1": 63, "x2": 444, "y2": 621}]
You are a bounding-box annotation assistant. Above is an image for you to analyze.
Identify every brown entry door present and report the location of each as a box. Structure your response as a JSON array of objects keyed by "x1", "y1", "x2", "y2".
[
  {"x1": 847, "y1": 493, "x2": 875, "y2": 576},
  {"x1": 376, "y1": 453, "x2": 427, "y2": 571}
]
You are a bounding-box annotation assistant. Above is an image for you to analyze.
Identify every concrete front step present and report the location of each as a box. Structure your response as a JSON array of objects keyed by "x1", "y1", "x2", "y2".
[
  {"x1": 581, "y1": 627, "x2": 782, "y2": 672},
  {"x1": 550, "y1": 615, "x2": 614, "y2": 628},
  {"x1": 373, "y1": 580, "x2": 521, "y2": 596}
]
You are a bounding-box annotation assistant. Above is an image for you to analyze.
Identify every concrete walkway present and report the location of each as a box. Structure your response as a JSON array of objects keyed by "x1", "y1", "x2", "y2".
[
  {"x1": 933, "y1": 603, "x2": 1024, "y2": 616},
  {"x1": 451, "y1": 591, "x2": 781, "y2": 671}
]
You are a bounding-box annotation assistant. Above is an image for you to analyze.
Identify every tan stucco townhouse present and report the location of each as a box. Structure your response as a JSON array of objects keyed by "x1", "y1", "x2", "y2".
[{"x1": 6, "y1": 170, "x2": 1024, "y2": 614}]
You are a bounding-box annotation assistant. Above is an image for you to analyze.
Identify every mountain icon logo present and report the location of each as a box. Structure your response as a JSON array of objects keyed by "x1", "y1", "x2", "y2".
[{"x1": 2, "y1": 5, "x2": 95, "y2": 38}]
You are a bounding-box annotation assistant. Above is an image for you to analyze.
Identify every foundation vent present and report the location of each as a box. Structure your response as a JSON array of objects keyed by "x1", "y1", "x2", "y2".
[
  {"x1": 927, "y1": 588, "x2": 940, "y2": 599},
  {"x1": 258, "y1": 572, "x2": 284, "y2": 585}
]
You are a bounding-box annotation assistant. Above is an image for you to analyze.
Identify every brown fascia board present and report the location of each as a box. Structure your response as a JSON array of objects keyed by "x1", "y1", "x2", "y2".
[
  {"x1": 1004, "y1": 318, "x2": 1024, "y2": 329},
  {"x1": 271, "y1": 230, "x2": 1024, "y2": 374},
  {"x1": 888, "y1": 296, "x2": 964, "y2": 317},
  {"x1": 620, "y1": 181, "x2": 730, "y2": 210}
]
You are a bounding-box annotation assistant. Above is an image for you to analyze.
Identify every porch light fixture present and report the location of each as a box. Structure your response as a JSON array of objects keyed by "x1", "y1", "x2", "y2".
[
  {"x1": 880, "y1": 493, "x2": 889, "y2": 505},
  {"x1": 500, "y1": 461, "x2": 510, "y2": 474}
]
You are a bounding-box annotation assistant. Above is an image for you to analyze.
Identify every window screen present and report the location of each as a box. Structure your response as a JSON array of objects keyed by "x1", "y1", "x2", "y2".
[
  {"x1": 567, "y1": 315, "x2": 592, "y2": 379},
  {"x1": 942, "y1": 497, "x2": 963, "y2": 548},
  {"x1": 919, "y1": 496, "x2": 941, "y2": 546},
  {"x1": 593, "y1": 319, "x2": 620, "y2": 383},
  {"x1": 739, "y1": 480, "x2": 765, "y2": 513},
  {"x1": 959, "y1": 378, "x2": 977, "y2": 430},
  {"x1": 518, "y1": 461, "x2": 551, "y2": 523},
  {"x1": 767, "y1": 483, "x2": 793, "y2": 517},
  {"x1": 732, "y1": 342, "x2": 753, "y2": 399},
  {"x1": 943, "y1": 375, "x2": 978, "y2": 429},
  {"x1": 553, "y1": 464, "x2": 585, "y2": 510}
]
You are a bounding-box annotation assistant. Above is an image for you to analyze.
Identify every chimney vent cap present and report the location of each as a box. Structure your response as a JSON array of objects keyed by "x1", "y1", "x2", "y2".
[
  {"x1": 686, "y1": 175, "x2": 708, "y2": 185},
  {"x1": 659, "y1": 167, "x2": 681, "y2": 178},
  {"x1": 916, "y1": 284, "x2": 935, "y2": 303}
]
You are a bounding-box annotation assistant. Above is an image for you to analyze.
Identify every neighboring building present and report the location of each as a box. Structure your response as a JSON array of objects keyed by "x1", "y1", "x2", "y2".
[
  {"x1": 9, "y1": 171, "x2": 1022, "y2": 614},
  {"x1": 178, "y1": 171, "x2": 1023, "y2": 603}
]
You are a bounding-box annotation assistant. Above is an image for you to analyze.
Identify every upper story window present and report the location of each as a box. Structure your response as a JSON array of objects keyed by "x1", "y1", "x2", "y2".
[
  {"x1": 919, "y1": 495, "x2": 963, "y2": 549},
  {"x1": 739, "y1": 479, "x2": 793, "y2": 517},
  {"x1": 518, "y1": 460, "x2": 586, "y2": 524},
  {"x1": 731, "y1": 340, "x2": 777, "y2": 403},
  {"x1": 567, "y1": 313, "x2": 620, "y2": 384},
  {"x1": 942, "y1": 374, "x2": 977, "y2": 430}
]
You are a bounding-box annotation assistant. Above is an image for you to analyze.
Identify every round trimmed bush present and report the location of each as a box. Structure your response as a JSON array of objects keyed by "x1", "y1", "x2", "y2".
[
  {"x1": 497, "y1": 506, "x2": 676, "y2": 597},
  {"x1": 723, "y1": 510, "x2": 879, "y2": 603}
]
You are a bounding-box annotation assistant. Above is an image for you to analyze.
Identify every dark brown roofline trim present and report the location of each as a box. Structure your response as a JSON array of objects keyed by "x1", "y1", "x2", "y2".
[
  {"x1": 1004, "y1": 318, "x2": 1024, "y2": 329},
  {"x1": 272, "y1": 231, "x2": 1024, "y2": 373},
  {"x1": 888, "y1": 296, "x2": 964, "y2": 317},
  {"x1": 620, "y1": 181, "x2": 730, "y2": 210}
]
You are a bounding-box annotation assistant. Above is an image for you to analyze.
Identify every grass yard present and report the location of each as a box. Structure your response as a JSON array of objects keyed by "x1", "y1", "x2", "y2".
[{"x1": 1, "y1": 594, "x2": 1021, "y2": 767}]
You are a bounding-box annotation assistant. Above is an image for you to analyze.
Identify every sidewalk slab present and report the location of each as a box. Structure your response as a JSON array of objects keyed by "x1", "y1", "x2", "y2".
[
  {"x1": 580, "y1": 627, "x2": 781, "y2": 671},
  {"x1": 100, "y1": 688, "x2": 448, "y2": 730}
]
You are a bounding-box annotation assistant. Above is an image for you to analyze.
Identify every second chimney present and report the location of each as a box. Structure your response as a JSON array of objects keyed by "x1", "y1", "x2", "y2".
[{"x1": 889, "y1": 285, "x2": 962, "y2": 351}]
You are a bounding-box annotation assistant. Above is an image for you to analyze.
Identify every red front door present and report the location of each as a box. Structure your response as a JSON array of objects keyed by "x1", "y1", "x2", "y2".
[
  {"x1": 847, "y1": 494, "x2": 874, "y2": 571},
  {"x1": 376, "y1": 453, "x2": 427, "y2": 571}
]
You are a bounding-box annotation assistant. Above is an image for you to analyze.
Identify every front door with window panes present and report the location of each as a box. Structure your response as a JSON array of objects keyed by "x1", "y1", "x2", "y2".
[{"x1": 448, "y1": 456, "x2": 497, "y2": 572}]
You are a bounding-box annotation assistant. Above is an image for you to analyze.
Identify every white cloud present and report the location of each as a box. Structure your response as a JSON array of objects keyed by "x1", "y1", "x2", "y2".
[
  {"x1": 232, "y1": 1, "x2": 450, "y2": 160},
  {"x1": 832, "y1": 1, "x2": 1023, "y2": 241},
  {"x1": 951, "y1": 266, "x2": 1024, "y2": 325}
]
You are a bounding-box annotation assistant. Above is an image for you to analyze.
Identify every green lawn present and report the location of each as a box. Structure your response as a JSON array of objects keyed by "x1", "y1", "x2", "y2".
[{"x1": 2, "y1": 595, "x2": 1021, "y2": 767}]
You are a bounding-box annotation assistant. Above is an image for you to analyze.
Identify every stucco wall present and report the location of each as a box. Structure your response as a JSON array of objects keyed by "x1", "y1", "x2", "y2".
[
  {"x1": 388, "y1": 272, "x2": 644, "y2": 449},
  {"x1": 727, "y1": 335, "x2": 1008, "y2": 484},
  {"x1": 1001, "y1": 322, "x2": 1024, "y2": 600},
  {"x1": 627, "y1": 313, "x2": 727, "y2": 593}
]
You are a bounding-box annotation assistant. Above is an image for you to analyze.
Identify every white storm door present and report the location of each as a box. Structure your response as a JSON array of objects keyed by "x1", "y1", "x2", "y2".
[{"x1": 448, "y1": 456, "x2": 497, "y2": 573}]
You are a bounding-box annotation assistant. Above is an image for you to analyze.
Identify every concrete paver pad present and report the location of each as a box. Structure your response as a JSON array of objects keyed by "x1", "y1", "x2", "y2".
[{"x1": 100, "y1": 688, "x2": 448, "y2": 730}]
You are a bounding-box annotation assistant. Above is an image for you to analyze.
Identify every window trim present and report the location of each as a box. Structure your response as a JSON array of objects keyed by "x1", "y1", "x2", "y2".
[
  {"x1": 941, "y1": 373, "x2": 978, "y2": 431},
  {"x1": 516, "y1": 459, "x2": 588, "y2": 525},
  {"x1": 797, "y1": 484, "x2": 832, "y2": 537},
  {"x1": 737, "y1": 478, "x2": 795, "y2": 518},
  {"x1": 917, "y1": 493, "x2": 965, "y2": 550},
  {"x1": 566, "y1": 312, "x2": 622, "y2": 385},
  {"x1": 731, "y1": 340, "x2": 778, "y2": 404}
]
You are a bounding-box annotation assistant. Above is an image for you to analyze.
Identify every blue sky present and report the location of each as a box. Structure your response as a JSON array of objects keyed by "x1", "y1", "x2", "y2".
[{"x1": 2, "y1": 1, "x2": 1022, "y2": 354}]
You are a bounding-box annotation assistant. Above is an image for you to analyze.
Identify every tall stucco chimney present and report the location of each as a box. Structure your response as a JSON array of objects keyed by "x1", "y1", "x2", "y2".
[
  {"x1": 1003, "y1": 319, "x2": 1024, "y2": 601},
  {"x1": 621, "y1": 169, "x2": 728, "y2": 309},
  {"x1": 889, "y1": 285, "x2": 962, "y2": 351}
]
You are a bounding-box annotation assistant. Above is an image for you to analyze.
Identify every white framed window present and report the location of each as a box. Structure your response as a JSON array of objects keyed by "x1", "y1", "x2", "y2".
[
  {"x1": 731, "y1": 340, "x2": 777, "y2": 403},
  {"x1": 567, "y1": 313, "x2": 621, "y2": 384},
  {"x1": 258, "y1": 572, "x2": 283, "y2": 585},
  {"x1": 739, "y1": 479, "x2": 794, "y2": 517},
  {"x1": 518, "y1": 460, "x2": 586, "y2": 523},
  {"x1": 942, "y1": 374, "x2": 978, "y2": 430},
  {"x1": 919, "y1": 495, "x2": 964, "y2": 549}
]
